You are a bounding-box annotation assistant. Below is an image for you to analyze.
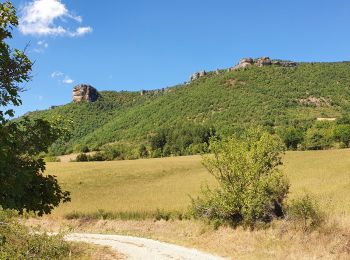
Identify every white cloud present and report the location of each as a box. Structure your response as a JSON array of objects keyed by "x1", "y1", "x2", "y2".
[
  {"x1": 19, "y1": 0, "x2": 92, "y2": 37},
  {"x1": 51, "y1": 71, "x2": 63, "y2": 78},
  {"x1": 34, "y1": 40, "x2": 49, "y2": 53},
  {"x1": 62, "y1": 76, "x2": 74, "y2": 84},
  {"x1": 51, "y1": 71, "x2": 74, "y2": 84},
  {"x1": 38, "y1": 40, "x2": 49, "y2": 48},
  {"x1": 73, "y1": 26, "x2": 93, "y2": 37}
]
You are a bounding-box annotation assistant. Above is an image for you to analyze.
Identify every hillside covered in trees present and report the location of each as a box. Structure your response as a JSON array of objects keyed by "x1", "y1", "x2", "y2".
[{"x1": 26, "y1": 61, "x2": 350, "y2": 158}]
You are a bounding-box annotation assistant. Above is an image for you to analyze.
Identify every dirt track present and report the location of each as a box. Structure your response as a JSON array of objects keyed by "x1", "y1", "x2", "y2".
[{"x1": 65, "y1": 233, "x2": 226, "y2": 260}]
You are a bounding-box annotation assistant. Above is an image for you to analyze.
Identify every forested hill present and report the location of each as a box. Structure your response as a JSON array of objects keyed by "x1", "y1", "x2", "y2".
[{"x1": 26, "y1": 61, "x2": 350, "y2": 156}]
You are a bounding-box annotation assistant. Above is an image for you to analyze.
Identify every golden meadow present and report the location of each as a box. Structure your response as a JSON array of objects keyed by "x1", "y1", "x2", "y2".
[{"x1": 48, "y1": 149, "x2": 350, "y2": 218}]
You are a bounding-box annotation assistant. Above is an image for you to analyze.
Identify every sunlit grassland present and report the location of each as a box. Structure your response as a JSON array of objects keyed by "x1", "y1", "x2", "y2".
[
  {"x1": 47, "y1": 149, "x2": 350, "y2": 217},
  {"x1": 49, "y1": 156, "x2": 212, "y2": 217},
  {"x1": 284, "y1": 149, "x2": 350, "y2": 215}
]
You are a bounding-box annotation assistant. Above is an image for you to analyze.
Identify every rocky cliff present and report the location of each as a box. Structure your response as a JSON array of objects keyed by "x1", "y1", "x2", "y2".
[{"x1": 72, "y1": 84, "x2": 99, "y2": 102}]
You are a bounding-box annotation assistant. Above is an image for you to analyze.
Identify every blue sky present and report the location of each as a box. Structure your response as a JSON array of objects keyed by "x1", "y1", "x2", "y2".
[{"x1": 8, "y1": 0, "x2": 350, "y2": 116}]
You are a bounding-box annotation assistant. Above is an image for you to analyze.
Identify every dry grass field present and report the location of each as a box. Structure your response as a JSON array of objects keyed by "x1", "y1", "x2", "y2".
[
  {"x1": 30, "y1": 149, "x2": 350, "y2": 259},
  {"x1": 49, "y1": 155, "x2": 212, "y2": 217},
  {"x1": 48, "y1": 149, "x2": 350, "y2": 217}
]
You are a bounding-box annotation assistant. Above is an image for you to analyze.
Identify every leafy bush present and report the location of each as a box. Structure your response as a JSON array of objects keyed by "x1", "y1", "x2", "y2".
[
  {"x1": 81, "y1": 145, "x2": 90, "y2": 153},
  {"x1": 103, "y1": 146, "x2": 121, "y2": 160},
  {"x1": 333, "y1": 124, "x2": 350, "y2": 147},
  {"x1": 75, "y1": 152, "x2": 107, "y2": 162},
  {"x1": 138, "y1": 144, "x2": 148, "y2": 158},
  {"x1": 191, "y1": 129, "x2": 289, "y2": 227},
  {"x1": 304, "y1": 121, "x2": 335, "y2": 150},
  {"x1": 0, "y1": 210, "x2": 71, "y2": 259},
  {"x1": 88, "y1": 152, "x2": 106, "y2": 161},
  {"x1": 277, "y1": 126, "x2": 304, "y2": 150},
  {"x1": 287, "y1": 194, "x2": 325, "y2": 231},
  {"x1": 76, "y1": 153, "x2": 88, "y2": 162}
]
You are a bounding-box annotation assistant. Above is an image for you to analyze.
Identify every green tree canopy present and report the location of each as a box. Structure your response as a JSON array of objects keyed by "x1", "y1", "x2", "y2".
[
  {"x1": 0, "y1": 1, "x2": 70, "y2": 215},
  {"x1": 0, "y1": 1, "x2": 32, "y2": 122}
]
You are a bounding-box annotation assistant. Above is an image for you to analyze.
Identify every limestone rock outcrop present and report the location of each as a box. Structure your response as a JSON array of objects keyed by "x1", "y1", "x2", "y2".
[
  {"x1": 72, "y1": 84, "x2": 99, "y2": 103},
  {"x1": 272, "y1": 60, "x2": 298, "y2": 67},
  {"x1": 255, "y1": 57, "x2": 272, "y2": 67},
  {"x1": 231, "y1": 57, "x2": 297, "y2": 71},
  {"x1": 189, "y1": 70, "x2": 206, "y2": 81},
  {"x1": 236, "y1": 58, "x2": 254, "y2": 69},
  {"x1": 298, "y1": 96, "x2": 330, "y2": 107}
]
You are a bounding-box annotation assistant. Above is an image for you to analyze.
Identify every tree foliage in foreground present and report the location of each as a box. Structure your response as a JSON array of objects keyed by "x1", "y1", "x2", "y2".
[
  {"x1": 192, "y1": 129, "x2": 290, "y2": 227},
  {"x1": 0, "y1": 1, "x2": 70, "y2": 215},
  {"x1": 0, "y1": 117, "x2": 71, "y2": 215},
  {"x1": 0, "y1": 1, "x2": 32, "y2": 123}
]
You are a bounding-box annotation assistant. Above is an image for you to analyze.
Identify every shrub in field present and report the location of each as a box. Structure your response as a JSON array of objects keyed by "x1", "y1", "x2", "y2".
[
  {"x1": 75, "y1": 152, "x2": 107, "y2": 161},
  {"x1": 138, "y1": 144, "x2": 149, "y2": 158},
  {"x1": 88, "y1": 152, "x2": 106, "y2": 161},
  {"x1": 287, "y1": 194, "x2": 325, "y2": 231},
  {"x1": 103, "y1": 146, "x2": 122, "y2": 160},
  {"x1": 191, "y1": 129, "x2": 290, "y2": 227},
  {"x1": 76, "y1": 153, "x2": 89, "y2": 162},
  {"x1": 81, "y1": 145, "x2": 90, "y2": 153}
]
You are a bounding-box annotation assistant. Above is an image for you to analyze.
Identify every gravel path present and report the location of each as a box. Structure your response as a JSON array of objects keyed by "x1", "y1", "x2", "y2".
[{"x1": 65, "y1": 233, "x2": 226, "y2": 260}]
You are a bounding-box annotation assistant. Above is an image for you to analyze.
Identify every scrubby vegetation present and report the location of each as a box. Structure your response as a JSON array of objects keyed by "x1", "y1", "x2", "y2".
[
  {"x1": 277, "y1": 118, "x2": 350, "y2": 150},
  {"x1": 286, "y1": 193, "x2": 325, "y2": 231},
  {"x1": 0, "y1": 210, "x2": 72, "y2": 259},
  {"x1": 73, "y1": 123, "x2": 215, "y2": 161},
  {"x1": 0, "y1": 209, "x2": 119, "y2": 259},
  {"x1": 25, "y1": 61, "x2": 350, "y2": 156},
  {"x1": 149, "y1": 123, "x2": 215, "y2": 157},
  {"x1": 191, "y1": 129, "x2": 290, "y2": 227}
]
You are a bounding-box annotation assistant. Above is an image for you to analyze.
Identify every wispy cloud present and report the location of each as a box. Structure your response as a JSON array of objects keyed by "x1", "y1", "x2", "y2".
[
  {"x1": 19, "y1": 0, "x2": 92, "y2": 37},
  {"x1": 38, "y1": 40, "x2": 48, "y2": 48},
  {"x1": 51, "y1": 71, "x2": 63, "y2": 78},
  {"x1": 51, "y1": 71, "x2": 74, "y2": 84},
  {"x1": 34, "y1": 40, "x2": 49, "y2": 53},
  {"x1": 74, "y1": 26, "x2": 93, "y2": 37},
  {"x1": 62, "y1": 76, "x2": 74, "y2": 84}
]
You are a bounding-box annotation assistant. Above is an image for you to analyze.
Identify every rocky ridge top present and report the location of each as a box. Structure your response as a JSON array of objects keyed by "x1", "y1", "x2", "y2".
[
  {"x1": 230, "y1": 57, "x2": 297, "y2": 71},
  {"x1": 189, "y1": 57, "x2": 298, "y2": 81}
]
